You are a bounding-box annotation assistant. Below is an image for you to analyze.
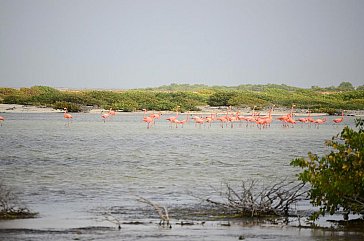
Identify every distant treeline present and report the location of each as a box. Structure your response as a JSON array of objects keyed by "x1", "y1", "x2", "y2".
[{"x1": 0, "y1": 82, "x2": 363, "y2": 113}]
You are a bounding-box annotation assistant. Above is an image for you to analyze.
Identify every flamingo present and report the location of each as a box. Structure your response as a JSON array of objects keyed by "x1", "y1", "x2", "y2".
[
  {"x1": 150, "y1": 111, "x2": 162, "y2": 124},
  {"x1": 297, "y1": 116, "x2": 308, "y2": 124},
  {"x1": 166, "y1": 106, "x2": 179, "y2": 128},
  {"x1": 101, "y1": 111, "x2": 110, "y2": 123},
  {"x1": 0, "y1": 116, "x2": 4, "y2": 126},
  {"x1": 192, "y1": 116, "x2": 205, "y2": 128},
  {"x1": 255, "y1": 117, "x2": 266, "y2": 129},
  {"x1": 227, "y1": 112, "x2": 239, "y2": 128},
  {"x1": 205, "y1": 113, "x2": 215, "y2": 128},
  {"x1": 314, "y1": 117, "x2": 327, "y2": 128},
  {"x1": 256, "y1": 106, "x2": 274, "y2": 129},
  {"x1": 63, "y1": 108, "x2": 73, "y2": 126},
  {"x1": 285, "y1": 116, "x2": 297, "y2": 127},
  {"x1": 216, "y1": 114, "x2": 228, "y2": 128},
  {"x1": 108, "y1": 108, "x2": 116, "y2": 116},
  {"x1": 277, "y1": 104, "x2": 295, "y2": 127},
  {"x1": 142, "y1": 109, "x2": 154, "y2": 129},
  {"x1": 244, "y1": 106, "x2": 259, "y2": 127},
  {"x1": 333, "y1": 111, "x2": 344, "y2": 126},
  {"x1": 175, "y1": 112, "x2": 190, "y2": 128},
  {"x1": 216, "y1": 107, "x2": 233, "y2": 128},
  {"x1": 150, "y1": 111, "x2": 161, "y2": 119}
]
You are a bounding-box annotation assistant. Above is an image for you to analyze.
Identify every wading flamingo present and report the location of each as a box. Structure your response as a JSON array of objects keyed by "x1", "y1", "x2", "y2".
[
  {"x1": 216, "y1": 107, "x2": 233, "y2": 128},
  {"x1": 101, "y1": 111, "x2": 110, "y2": 123},
  {"x1": 108, "y1": 108, "x2": 116, "y2": 116},
  {"x1": 314, "y1": 117, "x2": 327, "y2": 128},
  {"x1": 0, "y1": 116, "x2": 4, "y2": 126},
  {"x1": 244, "y1": 106, "x2": 259, "y2": 127},
  {"x1": 175, "y1": 112, "x2": 190, "y2": 128},
  {"x1": 192, "y1": 116, "x2": 205, "y2": 128},
  {"x1": 150, "y1": 111, "x2": 162, "y2": 124},
  {"x1": 297, "y1": 116, "x2": 308, "y2": 124},
  {"x1": 63, "y1": 108, "x2": 73, "y2": 126},
  {"x1": 256, "y1": 105, "x2": 274, "y2": 129},
  {"x1": 277, "y1": 104, "x2": 295, "y2": 127},
  {"x1": 227, "y1": 111, "x2": 239, "y2": 128},
  {"x1": 166, "y1": 106, "x2": 179, "y2": 128},
  {"x1": 205, "y1": 113, "x2": 215, "y2": 128},
  {"x1": 143, "y1": 109, "x2": 153, "y2": 129},
  {"x1": 333, "y1": 111, "x2": 344, "y2": 126}
]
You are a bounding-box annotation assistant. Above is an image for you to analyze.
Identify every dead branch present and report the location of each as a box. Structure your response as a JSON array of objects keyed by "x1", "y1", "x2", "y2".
[
  {"x1": 136, "y1": 196, "x2": 171, "y2": 228},
  {"x1": 101, "y1": 211, "x2": 122, "y2": 229},
  {"x1": 205, "y1": 179, "x2": 308, "y2": 218}
]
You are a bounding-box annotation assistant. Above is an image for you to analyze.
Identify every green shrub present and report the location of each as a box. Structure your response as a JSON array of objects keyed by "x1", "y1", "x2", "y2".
[{"x1": 291, "y1": 119, "x2": 364, "y2": 220}]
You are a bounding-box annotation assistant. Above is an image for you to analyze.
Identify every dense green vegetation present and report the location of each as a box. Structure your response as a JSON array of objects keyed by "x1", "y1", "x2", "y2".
[
  {"x1": 0, "y1": 82, "x2": 363, "y2": 112},
  {"x1": 291, "y1": 119, "x2": 364, "y2": 220}
]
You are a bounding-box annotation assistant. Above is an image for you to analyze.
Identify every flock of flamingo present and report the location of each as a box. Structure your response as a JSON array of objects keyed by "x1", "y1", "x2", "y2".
[
  {"x1": 0, "y1": 105, "x2": 345, "y2": 129},
  {"x1": 142, "y1": 105, "x2": 345, "y2": 129}
]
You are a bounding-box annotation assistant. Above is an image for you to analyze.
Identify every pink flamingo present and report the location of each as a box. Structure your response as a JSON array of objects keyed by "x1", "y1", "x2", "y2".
[
  {"x1": 277, "y1": 104, "x2": 295, "y2": 127},
  {"x1": 63, "y1": 108, "x2": 73, "y2": 126},
  {"x1": 143, "y1": 109, "x2": 153, "y2": 129},
  {"x1": 256, "y1": 106, "x2": 274, "y2": 129},
  {"x1": 101, "y1": 111, "x2": 110, "y2": 123},
  {"x1": 205, "y1": 113, "x2": 215, "y2": 128},
  {"x1": 0, "y1": 116, "x2": 4, "y2": 126},
  {"x1": 175, "y1": 112, "x2": 190, "y2": 128},
  {"x1": 150, "y1": 111, "x2": 162, "y2": 124},
  {"x1": 285, "y1": 116, "x2": 297, "y2": 127},
  {"x1": 216, "y1": 107, "x2": 233, "y2": 128},
  {"x1": 297, "y1": 109, "x2": 314, "y2": 127},
  {"x1": 306, "y1": 110, "x2": 315, "y2": 121},
  {"x1": 192, "y1": 116, "x2": 205, "y2": 128},
  {"x1": 237, "y1": 112, "x2": 249, "y2": 127},
  {"x1": 314, "y1": 117, "x2": 327, "y2": 128},
  {"x1": 166, "y1": 106, "x2": 179, "y2": 128},
  {"x1": 216, "y1": 114, "x2": 228, "y2": 128},
  {"x1": 227, "y1": 111, "x2": 239, "y2": 128},
  {"x1": 244, "y1": 106, "x2": 259, "y2": 127},
  {"x1": 255, "y1": 117, "x2": 266, "y2": 129},
  {"x1": 333, "y1": 111, "x2": 344, "y2": 126},
  {"x1": 108, "y1": 108, "x2": 116, "y2": 116},
  {"x1": 150, "y1": 111, "x2": 161, "y2": 119},
  {"x1": 297, "y1": 116, "x2": 308, "y2": 124}
]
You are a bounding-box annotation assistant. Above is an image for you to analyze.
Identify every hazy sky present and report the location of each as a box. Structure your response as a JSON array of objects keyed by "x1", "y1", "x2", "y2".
[{"x1": 1, "y1": 0, "x2": 363, "y2": 89}]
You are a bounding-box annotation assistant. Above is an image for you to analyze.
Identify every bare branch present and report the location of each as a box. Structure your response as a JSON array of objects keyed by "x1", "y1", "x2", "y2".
[
  {"x1": 136, "y1": 196, "x2": 171, "y2": 228},
  {"x1": 205, "y1": 179, "x2": 308, "y2": 218}
]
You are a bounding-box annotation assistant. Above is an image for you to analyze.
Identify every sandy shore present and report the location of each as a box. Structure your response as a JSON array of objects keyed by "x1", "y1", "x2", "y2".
[
  {"x1": 0, "y1": 104, "x2": 325, "y2": 116},
  {"x1": 1, "y1": 103, "x2": 362, "y2": 116},
  {"x1": 0, "y1": 104, "x2": 62, "y2": 113}
]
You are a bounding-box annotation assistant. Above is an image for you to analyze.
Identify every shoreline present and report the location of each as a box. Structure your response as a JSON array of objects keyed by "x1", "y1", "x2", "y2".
[{"x1": 0, "y1": 104, "x2": 363, "y2": 117}]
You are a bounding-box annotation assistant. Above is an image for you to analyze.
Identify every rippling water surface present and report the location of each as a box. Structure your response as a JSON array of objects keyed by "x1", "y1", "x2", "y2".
[{"x1": 0, "y1": 113, "x2": 362, "y2": 240}]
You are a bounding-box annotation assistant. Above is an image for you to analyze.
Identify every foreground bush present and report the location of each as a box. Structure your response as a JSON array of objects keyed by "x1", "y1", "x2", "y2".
[{"x1": 291, "y1": 119, "x2": 364, "y2": 220}]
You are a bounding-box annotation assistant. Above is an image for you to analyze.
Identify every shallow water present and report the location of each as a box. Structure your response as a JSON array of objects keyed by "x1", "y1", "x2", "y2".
[{"x1": 0, "y1": 113, "x2": 362, "y2": 240}]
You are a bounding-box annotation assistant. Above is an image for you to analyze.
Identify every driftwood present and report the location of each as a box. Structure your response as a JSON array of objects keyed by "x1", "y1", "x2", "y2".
[
  {"x1": 206, "y1": 179, "x2": 308, "y2": 217},
  {"x1": 0, "y1": 181, "x2": 35, "y2": 219},
  {"x1": 101, "y1": 211, "x2": 122, "y2": 230},
  {"x1": 136, "y1": 196, "x2": 171, "y2": 228}
]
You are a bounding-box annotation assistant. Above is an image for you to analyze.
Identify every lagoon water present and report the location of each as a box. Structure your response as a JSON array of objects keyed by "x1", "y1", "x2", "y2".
[{"x1": 0, "y1": 113, "x2": 363, "y2": 240}]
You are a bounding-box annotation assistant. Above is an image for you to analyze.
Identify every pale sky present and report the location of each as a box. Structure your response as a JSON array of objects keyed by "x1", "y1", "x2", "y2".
[{"x1": 1, "y1": 0, "x2": 363, "y2": 89}]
